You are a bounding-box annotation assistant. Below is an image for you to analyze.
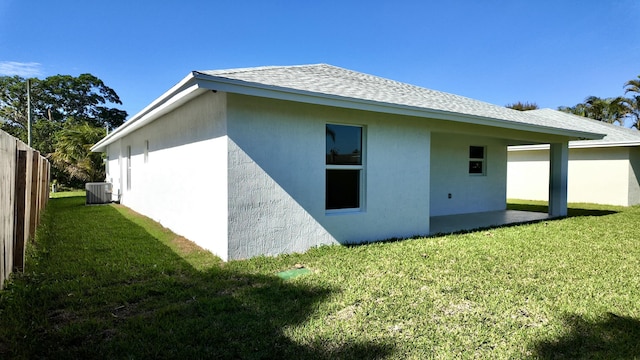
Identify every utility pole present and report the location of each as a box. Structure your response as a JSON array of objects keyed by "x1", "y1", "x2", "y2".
[{"x1": 27, "y1": 79, "x2": 32, "y2": 147}]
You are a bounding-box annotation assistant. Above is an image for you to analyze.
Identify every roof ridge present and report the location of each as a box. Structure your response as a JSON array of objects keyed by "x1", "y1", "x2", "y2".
[
  {"x1": 194, "y1": 64, "x2": 605, "y2": 138},
  {"x1": 195, "y1": 63, "x2": 329, "y2": 76},
  {"x1": 93, "y1": 63, "x2": 608, "y2": 152},
  {"x1": 318, "y1": 64, "x2": 530, "y2": 114},
  {"x1": 198, "y1": 63, "x2": 521, "y2": 114}
]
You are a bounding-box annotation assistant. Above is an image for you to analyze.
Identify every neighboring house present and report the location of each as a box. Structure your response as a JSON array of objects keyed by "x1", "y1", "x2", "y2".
[
  {"x1": 91, "y1": 64, "x2": 604, "y2": 261},
  {"x1": 508, "y1": 108, "x2": 640, "y2": 206}
]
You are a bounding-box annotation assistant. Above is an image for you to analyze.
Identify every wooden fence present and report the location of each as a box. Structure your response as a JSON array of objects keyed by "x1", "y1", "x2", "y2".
[{"x1": 1, "y1": 130, "x2": 50, "y2": 289}]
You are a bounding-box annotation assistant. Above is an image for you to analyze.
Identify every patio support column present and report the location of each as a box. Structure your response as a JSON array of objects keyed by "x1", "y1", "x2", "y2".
[{"x1": 548, "y1": 142, "x2": 569, "y2": 217}]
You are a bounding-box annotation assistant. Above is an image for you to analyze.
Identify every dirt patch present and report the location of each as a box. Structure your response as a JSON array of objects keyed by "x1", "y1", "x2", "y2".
[
  {"x1": 442, "y1": 300, "x2": 474, "y2": 316},
  {"x1": 171, "y1": 235, "x2": 205, "y2": 254},
  {"x1": 48, "y1": 308, "x2": 79, "y2": 328}
]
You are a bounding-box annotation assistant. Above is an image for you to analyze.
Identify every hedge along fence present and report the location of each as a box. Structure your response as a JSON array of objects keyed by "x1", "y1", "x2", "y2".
[{"x1": 0, "y1": 130, "x2": 50, "y2": 289}]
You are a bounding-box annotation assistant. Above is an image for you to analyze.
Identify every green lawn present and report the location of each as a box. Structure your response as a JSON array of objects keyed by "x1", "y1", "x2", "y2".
[{"x1": 1, "y1": 195, "x2": 640, "y2": 359}]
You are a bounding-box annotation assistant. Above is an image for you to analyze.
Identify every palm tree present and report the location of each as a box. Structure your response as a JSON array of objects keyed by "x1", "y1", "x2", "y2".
[
  {"x1": 623, "y1": 96, "x2": 640, "y2": 129},
  {"x1": 50, "y1": 122, "x2": 106, "y2": 183},
  {"x1": 624, "y1": 75, "x2": 640, "y2": 129},
  {"x1": 624, "y1": 75, "x2": 640, "y2": 94},
  {"x1": 559, "y1": 75, "x2": 640, "y2": 128},
  {"x1": 559, "y1": 104, "x2": 588, "y2": 117},
  {"x1": 580, "y1": 96, "x2": 630, "y2": 125}
]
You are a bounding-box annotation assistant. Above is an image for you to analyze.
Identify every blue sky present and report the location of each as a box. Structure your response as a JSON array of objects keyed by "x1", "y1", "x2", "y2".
[{"x1": 1, "y1": 0, "x2": 639, "y2": 120}]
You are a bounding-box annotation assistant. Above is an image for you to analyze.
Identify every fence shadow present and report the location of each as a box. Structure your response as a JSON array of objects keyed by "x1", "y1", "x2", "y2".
[
  {"x1": 533, "y1": 312, "x2": 640, "y2": 359},
  {"x1": 1, "y1": 196, "x2": 393, "y2": 359}
]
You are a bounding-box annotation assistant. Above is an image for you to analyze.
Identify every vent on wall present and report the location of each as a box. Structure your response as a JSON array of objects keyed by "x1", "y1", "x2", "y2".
[{"x1": 86, "y1": 182, "x2": 113, "y2": 205}]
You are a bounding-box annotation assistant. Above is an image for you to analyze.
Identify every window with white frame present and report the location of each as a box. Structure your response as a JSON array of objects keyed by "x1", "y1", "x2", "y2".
[
  {"x1": 326, "y1": 124, "x2": 364, "y2": 211},
  {"x1": 469, "y1": 145, "x2": 486, "y2": 175}
]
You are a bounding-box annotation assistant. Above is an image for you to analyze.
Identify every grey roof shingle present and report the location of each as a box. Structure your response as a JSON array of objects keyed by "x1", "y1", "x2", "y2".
[
  {"x1": 195, "y1": 64, "x2": 604, "y2": 138},
  {"x1": 527, "y1": 108, "x2": 640, "y2": 146},
  {"x1": 94, "y1": 63, "x2": 610, "y2": 153}
]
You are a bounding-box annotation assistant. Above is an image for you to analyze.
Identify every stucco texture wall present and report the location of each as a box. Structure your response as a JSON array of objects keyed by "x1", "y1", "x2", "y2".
[
  {"x1": 105, "y1": 91, "x2": 230, "y2": 258},
  {"x1": 226, "y1": 94, "x2": 431, "y2": 260},
  {"x1": 507, "y1": 149, "x2": 550, "y2": 202},
  {"x1": 103, "y1": 90, "x2": 550, "y2": 261},
  {"x1": 507, "y1": 147, "x2": 639, "y2": 206},
  {"x1": 430, "y1": 133, "x2": 508, "y2": 216},
  {"x1": 628, "y1": 147, "x2": 640, "y2": 206},
  {"x1": 105, "y1": 140, "x2": 121, "y2": 201}
]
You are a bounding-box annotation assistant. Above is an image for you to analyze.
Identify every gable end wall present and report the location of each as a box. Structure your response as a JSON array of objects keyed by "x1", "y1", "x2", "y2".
[{"x1": 105, "y1": 91, "x2": 230, "y2": 259}]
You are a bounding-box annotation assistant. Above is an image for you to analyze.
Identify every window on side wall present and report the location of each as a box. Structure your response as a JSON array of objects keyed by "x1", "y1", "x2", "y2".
[
  {"x1": 326, "y1": 124, "x2": 364, "y2": 211},
  {"x1": 469, "y1": 145, "x2": 486, "y2": 175},
  {"x1": 126, "y1": 146, "x2": 132, "y2": 190}
]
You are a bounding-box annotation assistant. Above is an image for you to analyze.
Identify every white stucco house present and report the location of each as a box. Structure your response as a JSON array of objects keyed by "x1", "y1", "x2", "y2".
[
  {"x1": 91, "y1": 64, "x2": 605, "y2": 261},
  {"x1": 508, "y1": 108, "x2": 640, "y2": 206}
]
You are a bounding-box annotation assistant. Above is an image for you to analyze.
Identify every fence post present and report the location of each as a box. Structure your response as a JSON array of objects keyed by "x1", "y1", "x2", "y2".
[
  {"x1": 0, "y1": 133, "x2": 17, "y2": 288},
  {"x1": 13, "y1": 150, "x2": 28, "y2": 272},
  {"x1": 0, "y1": 131, "x2": 49, "y2": 289},
  {"x1": 29, "y1": 152, "x2": 40, "y2": 239}
]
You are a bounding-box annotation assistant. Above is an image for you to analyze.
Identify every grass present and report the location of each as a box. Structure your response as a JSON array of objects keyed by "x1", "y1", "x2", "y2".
[
  {"x1": 50, "y1": 190, "x2": 85, "y2": 199},
  {"x1": 1, "y1": 194, "x2": 640, "y2": 359}
]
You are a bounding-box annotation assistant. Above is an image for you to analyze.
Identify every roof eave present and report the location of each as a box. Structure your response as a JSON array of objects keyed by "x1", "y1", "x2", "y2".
[
  {"x1": 509, "y1": 140, "x2": 640, "y2": 151},
  {"x1": 192, "y1": 72, "x2": 604, "y2": 141},
  {"x1": 93, "y1": 71, "x2": 606, "y2": 153},
  {"x1": 569, "y1": 140, "x2": 640, "y2": 149},
  {"x1": 91, "y1": 72, "x2": 202, "y2": 152}
]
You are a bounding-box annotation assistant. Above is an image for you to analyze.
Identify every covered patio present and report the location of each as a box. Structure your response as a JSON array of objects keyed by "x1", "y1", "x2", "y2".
[{"x1": 429, "y1": 210, "x2": 553, "y2": 235}]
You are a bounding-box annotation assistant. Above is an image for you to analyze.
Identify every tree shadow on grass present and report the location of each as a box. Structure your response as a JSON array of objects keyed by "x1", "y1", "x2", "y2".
[
  {"x1": 1, "y1": 196, "x2": 394, "y2": 359},
  {"x1": 532, "y1": 312, "x2": 640, "y2": 359}
]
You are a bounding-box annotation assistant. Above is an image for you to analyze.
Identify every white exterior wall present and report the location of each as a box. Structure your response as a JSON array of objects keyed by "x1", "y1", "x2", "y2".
[
  {"x1": 105, "y1": 139, "x2": 122, "y2": 202},
  {"x1": 507, "y1": 150, "x2": 550, "y2": 202},
  {"x1": 104, "y1": 92, "x2": 230, "y2": 259},
  {"x1": 100, "y1": 89, "x2": 584, "y2": 261},
  {"x1": 628, "y1": 148, "x2": 640, "y2": 205},
  {"x1": 430, "y1": 133, "x2": 508, "y2": 216},
  {"x1": 226, "y1": 94, "x2": 431, "y2": 259},
  {"x1": 507, "y1": 147, "x2": 637, "y2": 206},
  {"x1": 567, "y1": 147, "x2": 629, "y2": 206}
]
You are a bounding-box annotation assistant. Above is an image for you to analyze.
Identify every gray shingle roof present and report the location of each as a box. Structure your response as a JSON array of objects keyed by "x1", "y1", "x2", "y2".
[
  {"x1": 527, "y1": 109, "x2": 640, "y2": 147},
  {"x1": 93, "y1": 63, "x2": 609, "y2": 153},
  {"x1": 195, "y1": 64, "x2": 603, "y2": 138}
]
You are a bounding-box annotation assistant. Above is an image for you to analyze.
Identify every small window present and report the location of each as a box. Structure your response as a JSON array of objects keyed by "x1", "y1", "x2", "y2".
[
  {"x1": 469, "y1": 146, "x2": 486, "y2": 175},
  {"x1": 144, "y1": 140, "x2": 149, "y2": 163},
  {"x1": 126, "y1": 146, "x2": 132, "y2": 190},
  {"x1": 326, "y1": 124, "x2": 364, "y2": 211}
]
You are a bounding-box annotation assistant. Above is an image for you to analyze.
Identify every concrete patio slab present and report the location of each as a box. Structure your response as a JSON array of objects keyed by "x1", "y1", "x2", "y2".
[{"x1": 430, "y1": 210, "x2": 552, "y2": 235}]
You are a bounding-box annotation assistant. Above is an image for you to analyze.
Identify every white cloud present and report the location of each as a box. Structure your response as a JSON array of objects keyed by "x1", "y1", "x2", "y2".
[{"x1": 0, "y1": 61, "x2": 43, "y2": 77}]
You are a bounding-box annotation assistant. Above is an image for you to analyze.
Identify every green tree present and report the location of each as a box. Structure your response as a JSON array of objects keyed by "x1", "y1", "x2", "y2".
[
  {"x1": 624, "y1": 75, "x2": 640, "y2": 129},
  {"x1": 34, "y1": 74, "x2": 127, "y2": 129},
  {"x1": 624, "y1": 75, "x2": 640, "y2": 94},
  {"x1": 506, "y1": 101, "x2": 539, "y2": 111},
  {"x1": 558, "y1": 104, "x2": 587, "y2": 116},
  {"x1": 559, "y1": 96, "x2": 631, "y2": 126},
  {"x1": 586, "y1": 96, "x2": 630, "y2": 124},
  {"x1": 0, "y1": 73, "x2": 127, "y2": 186},
  {"x1": 0, "y1": 76, "x2": 32, "y2": 140},
  {"x1": 50, "y1": 122, "x2": 107, "y2": 185},
  {"x1": 0, "y1": 74, "x2": 126, "y2": 145}
]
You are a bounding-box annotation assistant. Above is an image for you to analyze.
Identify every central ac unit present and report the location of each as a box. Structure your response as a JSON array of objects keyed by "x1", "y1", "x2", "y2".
[{"x1": 85, "y1": 182, "x2": 112, "y2": 205}]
